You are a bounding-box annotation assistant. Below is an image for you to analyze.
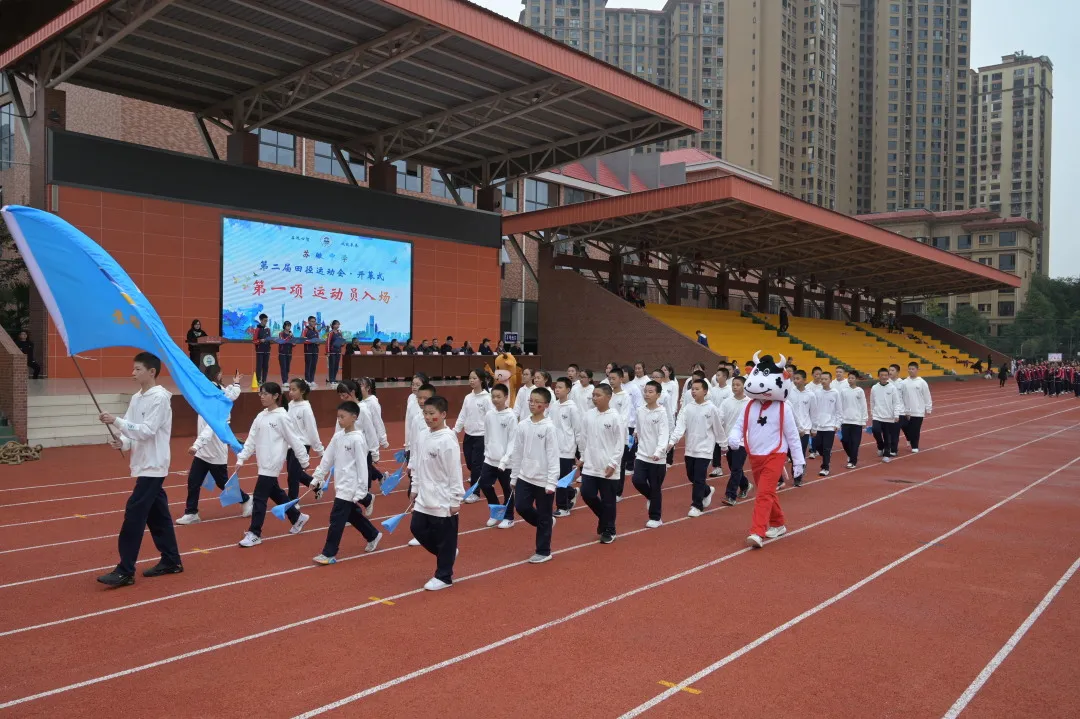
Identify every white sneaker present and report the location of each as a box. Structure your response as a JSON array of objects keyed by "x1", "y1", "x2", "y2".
[
  {"x1": 241, "y1": 496, "x2": 254, "y2": 518},
  {"x1": 239, "y1": 531, "x2": 261, "y2": 548},
  {"x1": 498, "y1": 519, "x2": 515, "y2": 529},
  {"x1": 408, "y1": 537, "x2": 421, "y2": 546},
  {"x1": 312, "y1": 554, "x2": 335, "y2": 565},
  {"x1": 615, "y1": 495, "x2": 624, "y2": 503},
  {"x1": 645, "y1": 519, "x2": 662, "y2": 529},
  {"x1": 175, "y1": 513, "x2": 200, "y2": 526},
  {"x1": 702, "y1": 486, "x2": 715, "y2": 508},
  {"x1": 365, "y1": 532, "x2": 383, "y2": 553},
  {"x1": 486, "y1": 517, "x2": 499, "y2": 527},
  {"x1": 709, "y1": 468, "x2": 724, "y2": 478},
  {"x1": 464, "y1": 493, "x2": 482, "y2": 504},
  {"x1": 818, "y1": 469, "x2": 830, "y2": 477},
  {"x1": 553, "y1": 508, "x2": 570, "y2": 518},
  {"x1": 423, "y1": 577, "x2": 452, "y2": 591},
  {"x1": 877, "y1": 449, "x2": 884, "y2": 457},
  {"x1": 846, "y1": 462, "x2": 855, "y2": 469},
  {"x1": 746, "y1": 534, "x2": 764, "y2": 549},
  {"x1": 688, "y1": 506, "x2": 703, "y2": 518},
  {"x1": 882, "y1": 456, "x2": 892, "y2": 463},
  {"x1": 912, "y1": 448, "x2": 920, "y2": 454},
  {"x1": 290, "y1": 513, "x2": 310, "y2": 535},
  {"x1": 528, "y1": 553, "x2": 552, "y2": 564},
  {"x1": 765, "y1": 525, "x2": 787, "y2": 539},
  {"x1": 363, "y1": 496, "x2": 375, "y2": 517}
]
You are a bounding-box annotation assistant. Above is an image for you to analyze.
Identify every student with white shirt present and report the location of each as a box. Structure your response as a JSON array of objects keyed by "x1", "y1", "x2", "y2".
[
  {"x1": 577, "y1": 384, "x2": 626, "y2": 544},
  {"x1": 631, "y1": 362, "x2": 649, "y2": 390},
  {"x1": 810, "y1": 371, "x2": 842, "y2": 476},
  {"x1": 621, "y1": 365, "x2": 645, "y2": 479},
  {"x1": 310, "y1": 401, "x2": 382, "y2": 565},
  {"x1": 870, "y1": 368, "x2": 904, "y2": 461},
  {"x1": 404, "y1": 372, "x2": 428, "y2": 463},
  {"x1": 651, "y1": 368, "x2": 677, "y2": 465},
  {"x1": 408, "y1": 395, "x2": 464, "y2": 591},
  {"x1": 682, "y1": 369, "x2": 709, "y2": 409},
  {"x1": 284, "y1": 378, "x2": 324, "y2": 502},
  {"x1": 481, "y1": 384, "x2": 517, "y2": 528},
  {"x1": 235, "y1": 382, "x2": 312, "y2": 547},
  {"x1": 708, "y1": 368, "x2": 734, "y2": 478},
  {"x1": 571, "y1": 368, "x2": 595, "y2": 414},
  {"x1": 787, "y1": 370, "x2": 817, "y2": 486},
  {"x1": 508, "y1": 388, "x2": 560, "y2": 563},
  {"x1": 454, "y1": 369, "x2": 493, "y2": 496},
  {"x1": 669, "y1": 378, "x2": 725, "y2": 517},
  {"x1": 899, "y1": 362, "x2": 933, "y2": 452},
  {"x1": 838, "y1": 371, "x2": 869, "y2": 468},
  {"x1": 606, "y1": 367, "x2": 636, "y2": 500},
  {"x1": 96, "y1": 352, "x2": 182, "y2": 588},
  {"x1": 831, "y1": 367, "x2": 848, "y2": 391},
  {"x1": 405, "y1": 384, "x2": 437, "y2": 546},
  {"x1": 630, "y1": 381, "x2": 671, "y2": 528},
  {"x1": 888, "y1": 364, "x2": 907, "y2": 457},
  {"x1": 334, "y1": 380, "x2": 383, "y2": 500},
  {"x1": 660, "y1": 364, "x2": 680, "y2": 410},
  {"x1": 550, "y1": 377, "x2": 583, "y2": 517},
  {"x1": 177, "y1": 366, "x2": 251, "y2": 526},
  {"x1": 719, "y1": 376, "x2": 751, "y2": 504},
  {"x1": 682, "y1": 362, "x2": 706, "y2": 396},
  {"x1": 514, "y1": 367, "x2": 535, "y2": 422}
]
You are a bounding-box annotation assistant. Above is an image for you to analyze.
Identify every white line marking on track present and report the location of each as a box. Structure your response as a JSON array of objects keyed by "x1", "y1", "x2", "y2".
[
  {"x1": 1, "y1": 420, "x2": 1075, "y2": 711},
  {"x1": 940, "y1": 554, "x2": 1080, "y2": 719}
]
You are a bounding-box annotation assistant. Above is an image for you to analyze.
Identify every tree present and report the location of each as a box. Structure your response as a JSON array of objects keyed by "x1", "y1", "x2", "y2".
[
  {"x1": 951, "y1": 304, "x2": 989, "y2": 341},
  {"x1": 924, "y1": 296, "x2": 947, "y2": 321},
  {"x1": 0, "y1": 220, "x2": 30, "y2": 335}
]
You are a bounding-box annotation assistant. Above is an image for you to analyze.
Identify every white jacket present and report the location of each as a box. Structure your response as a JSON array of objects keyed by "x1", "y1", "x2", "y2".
[
  {"x1": 404, "y1": 392, "x2": 421, "y2": 449},
  {"x1": 362, "y1": 395, "x2": 389, "y2": 447},
  {"x1": 287, "y1": 399, "x2": 324, "y2": 453},
  {"x1": 485, "y1": 407, "x2": 518, "y2": 467},
  {"x1": 624, "y1": 382, "x2": 644, "y2": 429},
  {"x1": 727, "y1": 399, "x2": 805, "y2": 471},
  {"x1": 718, "y1": 395, "x2": 750, "y2": 450},
  {"x1": 454, "y1": 389, "x2": 492, "y2": 436},
  {"x1": 507, "y1": 416, "x2": 560, "y2": 491},
  {"x1": 889, "y1": 378, "x2": 907, "y2": 414},
  {"x1": 580, "y1": 407, "x2": 625, "y2": 478},
  {"x1": 709, "y1": 383, "x2": 733, "y2": 408},
  {"x1": 811, "y1": 388, "x2": 843, "y2": 432},
  {"x1": 237, "y1": 407, "x2": 310, "y2": 477},
  {"x1": 671, "y1": 399, "x2": 725, "y2": 459},
  {"x1": 192, "y1": 383, "x2": 241, "y2": 465},
  {"x1": 610, "y1": 388, "x2": 634, "y2": 431},
  {"x1": 112, "y1": 384, "x2": 173, "y2": 478},
  {"x1": 899, "y1": 376, "x2": 933, "y2": 417},
  {"x1": 788, "y1": 387, "x2": 817, "y2": 435},
  {"x1": 411, "y1": 427, "x2": 464, "y2": 517},
  {"x1": 549, "y1": 399, "x2": 584, "y2": 459},
  {"x1": 311, "y1": 428, "x2": 370, "y2": 503},
  {"x1": 635, "y1": 405, "x2": 670, "y2": 465},
  {"x1": 657, "y1": 388, "x2": 677, "y2": 432},
  {"x1": 838, "y1": 384, "x2": 868, "y2": 426},
  {"x1": 870, "y1": 382, "x2": 905, "y2": 422},
  {"x1": 570, "y1": 381, "x2": 594, "y2": 414},
  {"x1": 333, "y1": 401, "x2": 379, "y2": 462},
  {"x1": 662, "y1": 380, "x2": 680, "y2": 410}
]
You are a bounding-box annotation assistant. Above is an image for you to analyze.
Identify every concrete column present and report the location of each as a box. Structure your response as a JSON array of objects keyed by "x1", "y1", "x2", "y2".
[
  {"x1": 607, "y1": 251, "x2": 623, "y2": 294},
  {"x1": 756, "y1": 273, "x2": 770, "y2": 313},
  {"x1": 850, "y1": 292, "x2": 861, "y2": 322},
  {"x1": 875, "y1": 296, "x2": 885, "y2": 320},
  {"x1": 667, "y1": 259, "x2": 681, "y2": 306},
  {"x1": 824, "y1": 288, "x2": 835, "y2": 320},
  {"x1": 717, "y1": 271, "x2": 729, "y2": 309},
  {"x1": 793, "y1": 283, "x2": 805, "y2": 317},
  {"x1": 225, "y1": 131, "x2": 259, "y2": 166},
  {"x1": 477, "y1": 186, "x2": 502, "y2": 212},
  {"x1": 368, "y1": 161, "x2": 397, "y2": 193}
]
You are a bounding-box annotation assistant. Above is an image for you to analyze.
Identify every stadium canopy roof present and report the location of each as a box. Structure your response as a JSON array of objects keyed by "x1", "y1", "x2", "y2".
[
  {"x1": 0, "y1": 0, "x2": 702, "y2": 187},
  {"x1": 501, "y1": 175, "x2": 1022, "y2": 298}
]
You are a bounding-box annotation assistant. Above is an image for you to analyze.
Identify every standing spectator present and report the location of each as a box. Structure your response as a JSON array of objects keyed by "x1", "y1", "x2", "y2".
[
  {"x1": 778, "y1": 307, "x2": 790, "y2": 333},
  {"x1": 186, "y1": 319, "x2": 207, "y2": 364},
  {"x1": 15, "y1": 330, "x2": 42, "y2": 379}
]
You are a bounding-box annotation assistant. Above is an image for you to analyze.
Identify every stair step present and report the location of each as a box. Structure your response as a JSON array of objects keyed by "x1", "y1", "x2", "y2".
[
  {"x1": 27, "y1": 413, "x2": 119, "y2": 430},
  {"x1": 28, "y1": 401, "x2": 129, "y2": 419},
  {"x1": 29, "y1": 393, "x2": 131, "y2": 408},
  {"x1": 28, "y1": 424, "x2": 116, "y2": 440},
  {"x1": 34, "y1": 434, "x2": 112, "y2": 449}
]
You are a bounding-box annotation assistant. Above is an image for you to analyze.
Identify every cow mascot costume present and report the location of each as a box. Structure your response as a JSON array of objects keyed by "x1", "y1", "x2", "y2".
[{"x1": 727, "y1": 352, "x2": 805, "y2": 548}]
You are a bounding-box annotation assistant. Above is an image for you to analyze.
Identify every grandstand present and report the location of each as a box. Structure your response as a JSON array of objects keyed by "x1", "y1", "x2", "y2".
[
  {"x1": 645, "y1": 305, "x2": 802, "y2": 368},
  {"x1": 854, "y1": 323, "x2": 981, "y2": 375}
]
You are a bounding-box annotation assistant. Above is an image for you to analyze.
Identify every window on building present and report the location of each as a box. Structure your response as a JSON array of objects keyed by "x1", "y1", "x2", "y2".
[
  {"x1": 998, "y1": 253, "x2": 1016, "y2": 271},
  {"x1": 957, "y1": 234, "x2": 972, "y2": 250},
  {"x1": 997, "y1": 301, "x2": 1015, "y2": 317},
  {"x1": 0, "y1": 103, "x2": 13, "y2": 171},
  {"x1": 502, "y1": 181, "x2": 518, "y2": 212},
  {"x1": 524, "y1": 178, "x2": 555, "y2": 211},
  {"x1": 258, "y1": 129, "x2": 295, "y2": 166},
  {"x1": 978, "y1": 234, "x2": 993, "y2": 245},
  {"x1": 564, "y1": 187, "x2": 592, "y2": 205},
  {"x1": 430, "y1": 173, "x2": 475, "y2": 204},
  {"x1": 932, "y1": 236, "x2": 950, "y2": 250},
  {"x1": 977, "y1": 257, "x2": 992, "y2": 266},
  {"x1": 312, "y1": 141, "x2": 366, "y2": 181},
  {"x1": 998, "y1": 230, "x2": 1017, "y2": 247},
  {"x1": 394, "y1": 160, "x2": 423, "y2": 192},
  {"x1": 977, "y1": 303, "x2": 991, "y2": 313}
]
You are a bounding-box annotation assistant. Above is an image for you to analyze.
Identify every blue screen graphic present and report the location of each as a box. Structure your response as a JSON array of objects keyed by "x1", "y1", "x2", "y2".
[{"x1": 220, "y1": 218, "x2": 412, "y2": 343}]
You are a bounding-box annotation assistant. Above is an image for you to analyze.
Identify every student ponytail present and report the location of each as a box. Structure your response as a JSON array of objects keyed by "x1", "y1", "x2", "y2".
[
  {"x1": 289, "y1": 377, "x2": 310, "y2": 400},
  {"x1": 262, "y1": 381, "x2": 285, "y2": 408},
  {"x1": 203, "y1": 364, "x2": 223, "y2": 389},
  {"x1": 471, "y1": 367, "x2": 492, "y2": 390},
  {"x1": 359, "y1": 376, "x2": 377, "y2": 397}
]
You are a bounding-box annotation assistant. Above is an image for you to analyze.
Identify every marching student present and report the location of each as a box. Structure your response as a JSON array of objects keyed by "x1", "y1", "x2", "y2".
[
  {"x1": 176, "y1": 365, "x2": 252, "y2": 526},
  {"x1": 810, "y1": 371, "x2": 842, "y2": 476},
  {"x1": 533, "y1": 370, "x2": 555, "y2": 405},
  {"x1": 408, "y1": 395, "x2": 464, "y2": 591},
  {"x1": 254, "y1": 313, "x2": 272, "y2": 385},
  {"x1": 660, "y1": 364, "x2": 680, "y2": 411},
  {"x1": 650, "y1": 368, "x2": 677, "y2": 465},
  {"x1": 301, "y1": 315, "x2": 320, "y2": 387},
  {"x1": 359, "y1": 377, "x2": 390, "y2": 455},
  {"x1": 719, "y1": 376, "x2": 751, "y2": 504},
  {"x1": 406, "y1": 382, "x2": 437, "y2": 547},
  {"x1": 570, "y1": 368, "x2": 595, "y2": 414},
  {"x1": 325, "y1": 320, "x2": 345, "y2": 384},
  {"x1": 96, "y1": 352, "x2": 182, "y2": 588},
  {"x1": 682, "y1": 369, "x2": 709, "y2": 408},
  {"x1": 870, "y1": 367, "x2": 904, "y2": 462},
  {"x1": 508, "y1": 387, "x2": 560, "y2": 562},
  {"x1": 888, "y1": 363, "x2": 907, "y2": 454},
  {"x1": 454, "y1": 369, "x2": 493, "y2": 501},
  {"x1": 708, "y1": 367, "x2": 734, "y2": 478},
  {"x1": 481, "y1": 383, "x2": 517, "y2": 528},
  {"x1": 234, "y1": 382, "x2": 312, "y2": 547},
  {"x1": 787, "y1": 369, "x2": 816, "y2": 487},
  {"x1": 550, "y1": 377, "x2": 583, "y2": 518},
  {"x1": 631, "y1": 380, "x2": 670, "y2": 528},
  {"x1": 566, "y1": 364, "x2": 579, "y2": 387},
  {"x1": 899, "y1": 362, "x2": 933, "y2": 453},
  {"x1": 285, "y1": 378, "x2": 324, "y2": 501},
  {"x1": 514, "y1": 367, "x2": 536, "y2": 421},
  {"x1": 669, "y1": 378, "x2": 724, "y2": 517},
  {"x1": 335, "y1": 380, "x2": 383, "y2": 492},
  {"x1": 310, "y1": 401, "x2": 383, "y2": 565},
  {"x1": 831, "y1": 367, "x2": 848, "y2": 391},
  {"x1": 277, "y1": 320, "x2": 295, "y2": 384},
  {"x1": 630, "y1": 362, "x2": 650, "y2": 391},
  {"x1": 404, "y1": 372, "x2": 430, "y2": 461},
  {"x1": 682, "y1": 362, "x2": 706, "y2": 395},
  {"x1": 839, "y1": 370, "x2": 868, "y2": 468},
  {"x1": 606, "y1": 366, "x2": 637, "y2": 500},
  {"x1": 578, "y1": 384, "x2": 625, "y2": 544}
]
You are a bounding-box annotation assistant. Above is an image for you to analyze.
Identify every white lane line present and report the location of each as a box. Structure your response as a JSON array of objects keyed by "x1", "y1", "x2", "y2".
[
  {"x1": 940, "y1": 554, "x2": 1080, "y2": 719},
  {"x1": 2, "y1": 421, "x2": 1075, "y2": 711},
  {"x1": 617, "y1": 454, "x2": 1080, "y2": 718}
]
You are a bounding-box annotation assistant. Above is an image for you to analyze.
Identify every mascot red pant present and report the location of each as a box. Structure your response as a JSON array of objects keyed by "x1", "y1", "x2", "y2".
[{"x1": 748, "y1": 451, "x2": 786, "y2": 536}]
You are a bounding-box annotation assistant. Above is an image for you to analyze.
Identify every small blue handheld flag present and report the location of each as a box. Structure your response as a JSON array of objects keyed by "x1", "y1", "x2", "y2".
[
  {"x1": 556, "y1": 469, "x2": 575, "y2": 488},
  {"x1": 489, "y1": 504, "x2": 509, "y2": 522},
  {"x1": 201, "y1": 471, "x2": 216, "y2": 491},
  {"x1": 464, "y1": 481, "x2": 481, "y2": 499},
  {"x1": 394, "y1": 449, "x2": 407, "y2": 463},
  {"x1": 381, "y1": 466, "x2": 404, "y2": 496},
  {"x1": 627, "y1": 432, "x2": 636, "y2": 449},
  {"x1": 381, "y1": 511, "x2": 407, "y2": 533},
  {"x1": 271, "y1": 498, "x2": 300, "y2": 520},
  {"x1": 219, "y1": 473, "x2": 244, "y2": 507},
  {"x1": 864, "y1": 426, "x2": 874, "y2": 434},
  {"x1": 838, "y1": 428, "x2": 843, "y2": 441}
]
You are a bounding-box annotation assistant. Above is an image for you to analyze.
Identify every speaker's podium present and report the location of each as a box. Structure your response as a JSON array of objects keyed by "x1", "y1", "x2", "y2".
[{"x1": 194, "y1": 336, "x2": 225, "y2": 369}]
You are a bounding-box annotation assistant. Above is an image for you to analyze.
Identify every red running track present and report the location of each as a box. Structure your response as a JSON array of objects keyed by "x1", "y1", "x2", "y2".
[{"x1": 0, "y1": 381, "x2": 1078, "y2": 718}]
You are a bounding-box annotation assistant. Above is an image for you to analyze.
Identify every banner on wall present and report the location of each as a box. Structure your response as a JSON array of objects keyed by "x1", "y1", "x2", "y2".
[{"x1": 220, "y1": 217, "x2": 413, "y2": 343}]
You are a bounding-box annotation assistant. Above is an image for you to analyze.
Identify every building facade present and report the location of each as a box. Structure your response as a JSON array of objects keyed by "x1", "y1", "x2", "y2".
[
  {"x1": 969, "y1": 53, "x2": 1052, "y2": 276},
  {"x1": 858, "y1": 208, "x2": 1037, "y2": 334}
]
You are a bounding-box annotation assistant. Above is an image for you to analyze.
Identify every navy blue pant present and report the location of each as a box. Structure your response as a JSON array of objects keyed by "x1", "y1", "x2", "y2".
[
  {"x1": 117, "y1": 476, "x2": 181, "y2": 575},
  {"x1": 514, "y1": 481, "x2": 555, "y2": 555},
  {"x1": 304, "y1": 351, "x2": 318, "y2": 383},
  {"x1": 841, "y1": 423, "x2": 862, "y2": 466},
  {"x1": 479, "y1": 462, "x2": 515, "y2": 520},
  {"x1": 278, "y1": 351, "x2": 293, "y2": 384},
  {"x1": 185, "y1": 457, "x2": 249, "y2": 514},
  {"x1": 816, "y1": 431, "x2": 836, "y2": 470},
  {"x1": 580, "y1": 473, "x2": 617, "y2": 535},
  {"x1": 631, "y1": 459, "x2": 666, "y2": 521},
  {"x1": 248, "y1": 475, "x2": 300, "y2": 536},
  {"x1": 322, "y1": 498, "x2": 379, "y2": 557},
  {"x1": 724, "y1": 447, "x2": 748, "y2": 500},
  {"x1": 556, "y1": 457, "x2": 578, "y2": 511},
  {"x1": 255, "y1": 351, "x2": 270, "y2": 385},
  {"x1": 872, "y1": 420, "x2": 899, "y2": 456},
  {"x1": 685, "y1": 455, "x2": 711, "y2": 509},
  {"x1": 901, "y1": 416, "x2": 924, "y2": 450},
  {"x1": 462, "y1": 434, "x2": 484, "y2": 487},
  {"x1": 410, "y1": 511, "x2": 458, "y2": 584},
  {"x1": 327, "y1": 352, "x2": 341, "y2": 382},
  {"x1": 286, "y1": 446, "x2": 313, "y2": 500}
]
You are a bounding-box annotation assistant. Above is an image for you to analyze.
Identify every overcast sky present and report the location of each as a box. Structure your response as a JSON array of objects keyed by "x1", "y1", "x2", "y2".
[{"x1": 473, "y1": 0, "x2": 1078, "y2": 278}]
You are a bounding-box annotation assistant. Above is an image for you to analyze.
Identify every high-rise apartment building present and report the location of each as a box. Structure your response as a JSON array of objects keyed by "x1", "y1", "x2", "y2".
[
  {"x1": 969, "y1": 53, "x2": 1052, "y2": 275},
  {"x1": 519, "y1": 0, "x2": 608, "y2": 57}
]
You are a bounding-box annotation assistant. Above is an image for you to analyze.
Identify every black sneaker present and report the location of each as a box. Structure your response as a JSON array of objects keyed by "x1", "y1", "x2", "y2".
[
  {"x1": 599, "y1": 531, "x2": 616, "y2": 544},
  {"x1": 722, "y1": 496, "x2": 737, "y2": 507},
  {"x1": 793, "y1": 476, "x2": 803, "y2": 488},
  {"x1": 97, "y1": 570, "x2": 134, "y2": 588},
  {"x1": 143, "y1": 562, "x2": 184, "y2": 578}
]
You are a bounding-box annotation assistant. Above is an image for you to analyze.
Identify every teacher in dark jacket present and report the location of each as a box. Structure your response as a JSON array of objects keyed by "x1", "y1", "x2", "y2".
[{"x1": 186, "y1": 319, "x2": 207, "y2": 364}]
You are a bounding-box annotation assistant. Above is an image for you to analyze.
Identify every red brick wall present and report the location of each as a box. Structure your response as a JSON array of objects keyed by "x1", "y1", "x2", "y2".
[
  {"x1": 48, "y1": 186, "x2": 501, "y2": 379},
  {"x1": 0, "y1": 329, "x2": 28, "y2": 442},
  {"x1": 537, "y1": 263, "x2": 725, "y2": 374}
]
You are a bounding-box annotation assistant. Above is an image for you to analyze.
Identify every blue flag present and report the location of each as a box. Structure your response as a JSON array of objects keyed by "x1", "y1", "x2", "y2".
[
  {"x1": 864, "y1": 426, "x2": 874, "y2": 434},
  {"x1": 201, "y1": 472, "x2": 217, "y2": 491},
  {"x1": 394, "y1": 449, "x2": 407, "y2": 463},
  {"x1": 627, "y1": 432, "x2": 636, "y2": 449},
  {"x1": 381, "y1": 466, "x2": 404, "y2": 496},
  {"x1": 556, "y1": 469, "x2": 576, "y2": 488},
  {"x1": 464, "y1": 481, "x2": 481, "y2": 499},
  {"x1": 489, "y1": 504, "x2": 509, "y2": 522},
  {"x1": 271, "y1": 498, "x2": 300, "y2": 520},
  {"x1": 2, "y1": 206, "x2": 242, "y2": 452},
  {"x1": 219, "y1": 473, "x2": 244, "y2": 507},
  {"x1": 381, "y1": 511, "x2": 408, "y2": 533}
]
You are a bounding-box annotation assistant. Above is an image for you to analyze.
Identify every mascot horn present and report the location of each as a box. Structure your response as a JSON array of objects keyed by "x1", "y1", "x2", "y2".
[{"x1": 745, "y1": 352, "x2": 789, "y2": 402}]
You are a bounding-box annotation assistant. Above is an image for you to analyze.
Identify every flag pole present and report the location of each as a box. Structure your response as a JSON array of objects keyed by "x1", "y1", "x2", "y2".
[{"x1": 71, "y1": 356, "x2": 125, "y2": 456}]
